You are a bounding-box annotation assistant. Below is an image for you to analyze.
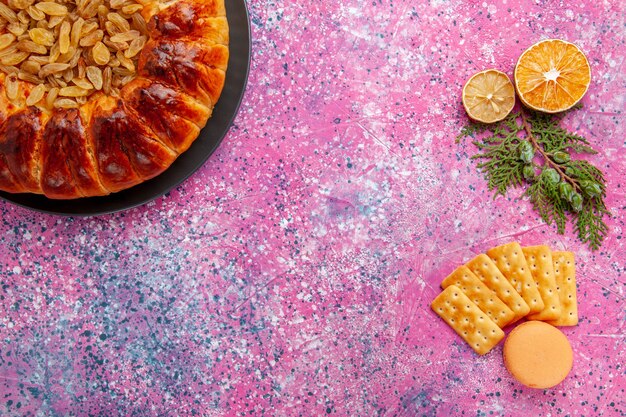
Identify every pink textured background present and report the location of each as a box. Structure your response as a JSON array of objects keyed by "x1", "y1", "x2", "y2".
[{"x1": 1, "y1": 0, "x2": 625, "y2": 416}]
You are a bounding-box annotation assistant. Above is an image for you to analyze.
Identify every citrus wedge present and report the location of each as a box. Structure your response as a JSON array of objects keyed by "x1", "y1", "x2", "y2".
[
  {"x1": 514, "y1": 39, "x2": 591, "y2": 113},
  {"x1": 462, "y1": 69, "x2": 516, "y2": 123}
]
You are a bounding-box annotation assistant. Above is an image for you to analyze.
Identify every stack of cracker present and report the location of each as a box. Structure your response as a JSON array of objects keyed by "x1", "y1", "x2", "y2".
[{"x1": 431, "y1": 242, "x2": 578, "y2": 355}]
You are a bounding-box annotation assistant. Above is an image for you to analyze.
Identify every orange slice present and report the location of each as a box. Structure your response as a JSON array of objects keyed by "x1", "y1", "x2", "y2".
[
  {"x1": 514, "y1": 39, "x2": 591, "y2": 113},
  {"x1": 462, "y1": 69, "x2": 516, "y2": 123}
]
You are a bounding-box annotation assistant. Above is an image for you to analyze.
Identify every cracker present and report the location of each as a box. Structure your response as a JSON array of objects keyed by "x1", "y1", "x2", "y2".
[
  {"x1": 547, "y1": 251, "x2": 578, "y2": 326},
  {"x1": 441, "y1": 265, "x2": 515, "y2": 328},
  {"x1": 431, "y1": 285, "x2": 505, "y2": 355},
  {"x1": 466, "y1": 254, "x2": 530, "y2": 322},
  {"x1": 523, "y1": 245, "x2": 562, "y2": 321},
  {"x1": 487, "y1": 242, "x2": 545, "y2": 315}
]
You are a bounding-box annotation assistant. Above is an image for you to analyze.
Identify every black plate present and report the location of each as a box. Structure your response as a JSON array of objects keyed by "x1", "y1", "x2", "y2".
[{"x1": 0, "y1": 0, "x2": 251, "y2": 217}]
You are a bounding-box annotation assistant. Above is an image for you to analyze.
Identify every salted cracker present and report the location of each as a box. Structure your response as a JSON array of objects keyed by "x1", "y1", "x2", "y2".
[
  {"x1": 547, "y1": 251, "x2": 578, "y2": 326},
  {"x1": 523, "y1": 245, "x2": 562, "y2": 321},
  {"x1": 466, "y1": 254, "x2": 530, "y2": 323},
  {"x1": 441, "y1": 265, "x2": 515, "y2": 328},
  {"x1": 431, "y1": 285, "x2": 505, "y2": 355},
  {"x1": 487, "y1": 242, "x2": 545, "y2": 315}
]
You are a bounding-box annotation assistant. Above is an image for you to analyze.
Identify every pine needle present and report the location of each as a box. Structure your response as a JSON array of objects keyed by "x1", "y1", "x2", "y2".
[{"x1": 458, "y1": 106, "x2": 609, "y2": 251}]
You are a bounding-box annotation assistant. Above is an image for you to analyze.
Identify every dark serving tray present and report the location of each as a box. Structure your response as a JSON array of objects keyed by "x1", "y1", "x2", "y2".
[{"x1": 0, "y1": 0, "x2": 251, "y2": 217}]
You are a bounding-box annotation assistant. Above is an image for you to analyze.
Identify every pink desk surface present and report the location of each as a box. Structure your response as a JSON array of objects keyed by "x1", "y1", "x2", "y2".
[{"x1": 0, "y1": 1, "x2": 624, "y2": 416}]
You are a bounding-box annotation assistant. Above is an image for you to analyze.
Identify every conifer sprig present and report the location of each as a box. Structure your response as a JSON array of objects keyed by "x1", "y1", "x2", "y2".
[{"x1": 457, "y1": 106, "x2": 609, "y2": 250}]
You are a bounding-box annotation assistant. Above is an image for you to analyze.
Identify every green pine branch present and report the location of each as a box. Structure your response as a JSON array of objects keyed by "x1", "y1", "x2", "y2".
[{"x1": 458, "y1": 105, "x2": 609, "y2": 251}]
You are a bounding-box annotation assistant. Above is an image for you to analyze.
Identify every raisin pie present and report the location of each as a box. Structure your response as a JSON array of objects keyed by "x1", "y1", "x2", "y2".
[{"x1": 0, "y1": 0, "x2": 228, "y2": 199}]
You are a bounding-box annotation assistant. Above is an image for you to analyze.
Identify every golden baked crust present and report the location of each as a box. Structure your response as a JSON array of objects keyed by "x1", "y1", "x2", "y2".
[{"x1": 0, "y1": 0, "x2": 228, "y2": 199}]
